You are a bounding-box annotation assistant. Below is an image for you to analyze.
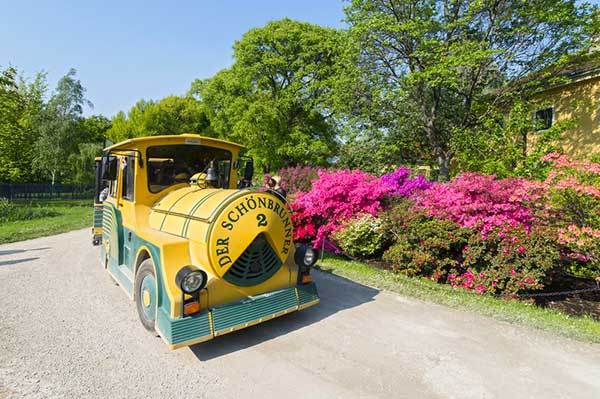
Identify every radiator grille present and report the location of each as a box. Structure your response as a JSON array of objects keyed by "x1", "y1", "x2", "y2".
[{"x1": 222, "y1": 234, "x2": 282, "y2": 287}]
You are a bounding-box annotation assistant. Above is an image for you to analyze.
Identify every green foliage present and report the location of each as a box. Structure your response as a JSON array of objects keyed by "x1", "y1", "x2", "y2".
[
  {"x1": 344, "y1": 0, "x2": 597, "y2": 180},
  {"x1": 33, "y1": 68, "x2": 92, "y2": 184},
  {"x1": 336, "y1": 132, "x2": 429, "y2": 175},
  {"x1": 0, "y1": 198, "x2": 59, "y2": 222},
  {"x1": 197, "y1": 19, "x2": 345, "y2": 171},
  {"x1": 382, "y1": 200, "x2": 473, "y2": 278},
  {"x1": 105, "y1": 96, "x2": 211, "y2": 142},
  {"x1": 0, "y1": 67, "x2": 46, "y2": 182},
  {"x1": 333, "y1": 214, "x2": 390, "y2": 258}
]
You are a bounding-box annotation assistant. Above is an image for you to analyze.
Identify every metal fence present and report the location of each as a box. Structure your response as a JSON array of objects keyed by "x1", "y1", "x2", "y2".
[{"x1": 0, "y1": 183, "x2": 95, "y2": 200}]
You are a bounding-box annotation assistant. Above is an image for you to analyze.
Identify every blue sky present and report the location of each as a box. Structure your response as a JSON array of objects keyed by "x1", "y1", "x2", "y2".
[
  {"x1": 1, "y1": 0, "x2": 346, "y2": 117},
  {"x1": 2, "y1": 1, "x2": 598, "y2": 118}
]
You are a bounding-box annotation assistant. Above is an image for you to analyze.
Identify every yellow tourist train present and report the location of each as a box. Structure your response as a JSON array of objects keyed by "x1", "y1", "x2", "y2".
[{"x1": 92, "y1": 134, "x2": 319, "y2": 349}]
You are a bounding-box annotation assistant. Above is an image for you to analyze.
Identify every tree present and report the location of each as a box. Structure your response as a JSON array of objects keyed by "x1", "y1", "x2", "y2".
[
  {"x1": 345, "y1": 0, "x2": 597, "y2": 180},
  {"x1": 105, "y1": 96, "x2": 211, "y2": 143},
  {"x1": 0, "y1": 67, "x2": 46, "y2": 182},
  {"x1": 80, "y1": 114, "x2": 111, "y2": 143},
  {"x1": 33, "y1": 68, "x2": 92, "y2": 185},
  {"x1": 196, "y1": 19, "x2": 345, "y2": 171}
]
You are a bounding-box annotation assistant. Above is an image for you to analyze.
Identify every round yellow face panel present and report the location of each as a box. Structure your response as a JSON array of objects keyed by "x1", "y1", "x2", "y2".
[{"x1": 207, "y1": 192, "x2": 293, "y2": 277}]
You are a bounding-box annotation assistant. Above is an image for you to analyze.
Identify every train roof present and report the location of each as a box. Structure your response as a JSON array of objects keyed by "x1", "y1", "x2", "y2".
[{"x1": 104, "y1": 134, "x2": 245, "y2": 152}]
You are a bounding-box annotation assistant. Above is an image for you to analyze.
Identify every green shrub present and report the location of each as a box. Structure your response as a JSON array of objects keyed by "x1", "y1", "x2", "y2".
[
  {"x1": 333, "y1": 214, "x2": 390, "y2": 258},
  {"x1": 0, "y1": 199, "x2": 60, "y2": 222},
  {"x1": 457, "y1": 225, "x2": 560, "y2": 295},
  {"x1": 0, "y1": 197, "x2": 16, "y2": 221},
  {"x1": 382, "y1": 200, "x2": 473, "y2": 279}
]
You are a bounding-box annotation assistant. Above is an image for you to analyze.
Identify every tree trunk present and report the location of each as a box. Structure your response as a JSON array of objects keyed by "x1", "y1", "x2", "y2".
[{"x1": 436, "y1": 150, "x2": 451, "y2": 182}]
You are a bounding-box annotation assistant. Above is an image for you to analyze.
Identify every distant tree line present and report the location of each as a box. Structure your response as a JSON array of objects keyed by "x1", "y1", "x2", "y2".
[
  {"x1": 0, "y1": 67, "x2": 109, "y2": 184},
  {"x1": 2, "y1": 0, "x2": 598, "y2": 183}
]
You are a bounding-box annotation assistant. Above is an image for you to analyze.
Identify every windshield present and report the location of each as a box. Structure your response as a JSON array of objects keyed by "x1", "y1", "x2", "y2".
[{"x1": 147, "y1": 145, "x2": 232, "y2": 193}]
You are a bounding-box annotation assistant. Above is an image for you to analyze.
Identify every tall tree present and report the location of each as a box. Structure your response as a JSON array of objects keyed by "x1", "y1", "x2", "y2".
[
  {"x1": 105, "y1": 96, "x2": 211, "y2": 143},
  {"x1": 345, "y1": 0, "x2": 597, "y2": 180},
  {"x1": 196, "y1": 18, "x2": 344, "y2": 171},
  {"x1": 33, "y1": 68, "x2": 92, "y2": 185},
  {"x1": 0, "y1": 67, "x2": 46, "y2": 182}
]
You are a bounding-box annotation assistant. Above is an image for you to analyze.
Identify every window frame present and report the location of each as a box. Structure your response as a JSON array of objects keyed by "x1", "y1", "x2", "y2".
[
  {"x1": 534, "y1": 106, "x2": 555, "y2": 132},
  {"x1": 146, "y1": 144, "x2": 233, "y2": 194},
  {"x1": 122, "y1": 155, "x2": 135, "y2": 202}
]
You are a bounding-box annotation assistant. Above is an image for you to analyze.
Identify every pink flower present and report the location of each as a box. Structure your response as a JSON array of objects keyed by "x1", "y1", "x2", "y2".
[
  {"x1": 517, "y1": 245, "x2": 525, "y2": 254},
  {"x1": 475, "y1": 285, "x2": 486, "y2": 294},
  {"x1": 510, "y1": 269, "x2": 516, "y2": 275}
]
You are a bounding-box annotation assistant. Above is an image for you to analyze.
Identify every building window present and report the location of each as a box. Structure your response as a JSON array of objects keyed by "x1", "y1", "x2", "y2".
[{"x1": 534, "y1": 107, "x2": 554, "y2": 131}]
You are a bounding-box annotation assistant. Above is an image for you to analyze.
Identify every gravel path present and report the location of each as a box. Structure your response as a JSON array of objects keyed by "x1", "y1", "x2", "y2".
[{"x1": 1, "y1": 229, "x2": 600, "y2": 399}]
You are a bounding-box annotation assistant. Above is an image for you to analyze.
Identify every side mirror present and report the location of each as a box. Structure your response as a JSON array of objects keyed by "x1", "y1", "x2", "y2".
[
  {"x1": 101, "y1": 155, "x2": 118, "y2": 180},
  {"x1": 244, "y1": 159, "x2": 254, "y2": 181}
]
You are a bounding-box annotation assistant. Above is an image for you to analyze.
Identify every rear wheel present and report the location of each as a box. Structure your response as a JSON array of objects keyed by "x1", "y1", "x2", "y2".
[{"x1": 135, "y1": 259, "x2": 158, "y2": 332}]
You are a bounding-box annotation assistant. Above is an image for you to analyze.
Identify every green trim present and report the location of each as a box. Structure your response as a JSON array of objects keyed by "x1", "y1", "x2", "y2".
[
  {"x1": 212, "y1": 285, "x2": 299, "y2": 333},
  {"x1": 159, "y1": 188, "x2": 201, "y2": 231},
  {"x1": 156, "y1": 283, "x2": 319, "y2": 346},
  {"x1": 181, "y1": 190, "x2": 223, "y2": 237},
  {"x1": 157, "y1": 308, "x2": 212, "y2": 345},
  {"x1": 297, "y1": 282, "x2": 319, "y2": 306}
]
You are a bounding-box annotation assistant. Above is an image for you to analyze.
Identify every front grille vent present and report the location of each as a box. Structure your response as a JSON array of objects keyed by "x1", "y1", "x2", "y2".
[{"x1": 222, "y1": 234, "x2": 282, "y2": 287}]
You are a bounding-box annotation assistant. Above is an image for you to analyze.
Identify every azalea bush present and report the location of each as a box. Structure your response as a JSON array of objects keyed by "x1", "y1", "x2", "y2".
[
  {"x1": 539, "y1": 153, "x2": 600, "y2": 278},
  {"x1": 333, "y1": 213, "x2": 390, "y2": 258},
  {"x1": 290, "y1": 154, "x2": 600, "y2": 296},
  {"x1": 541, "y1": 152, "x2": 600, "y2": 228},
  {"x1": 558, "y1": 225, "x2": 600, "y2": 279},
  {"x1": 292, "y1": 169, "x2": 392, "y2": 247},
  {"x1": 415, "y1": 173, "x2": 546, "y2": 233},
  {"x1": 380, "y1": 166, "x2": 433, "y2": 198},
  {"x1": 277, "y1": 165, "x2": 323, "y2": 194},
  {"x1": 382, "y1": 200, "x2": 472, "y2": 279},
  {"x1": 457, "y1": 225, "x2": 560, "y2": 295}
]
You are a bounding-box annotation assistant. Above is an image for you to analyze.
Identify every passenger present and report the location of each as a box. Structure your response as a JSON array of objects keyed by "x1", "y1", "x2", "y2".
[{"x1": 268, "y1": 175, "x2": 287, "y2": 200}]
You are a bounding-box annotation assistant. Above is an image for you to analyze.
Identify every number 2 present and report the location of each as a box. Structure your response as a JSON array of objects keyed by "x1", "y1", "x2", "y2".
[{"x1": 257, "y1": 213, "x2": 267, "y2": 227}]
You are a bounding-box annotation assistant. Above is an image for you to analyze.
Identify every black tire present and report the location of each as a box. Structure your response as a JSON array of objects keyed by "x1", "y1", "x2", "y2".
[{"x1": 134, "y1": 259, "x2": 158, "y2": 333}]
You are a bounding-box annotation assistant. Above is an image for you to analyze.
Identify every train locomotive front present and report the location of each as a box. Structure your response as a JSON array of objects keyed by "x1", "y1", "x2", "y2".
[{"x1": 92, "y1": 134, "x2": 319, "y2": 349}]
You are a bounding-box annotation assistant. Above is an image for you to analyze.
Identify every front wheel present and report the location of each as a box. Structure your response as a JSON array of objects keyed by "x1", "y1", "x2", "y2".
[{"x1": 134, "y1": 259, "x2": 158, "y2": 333}]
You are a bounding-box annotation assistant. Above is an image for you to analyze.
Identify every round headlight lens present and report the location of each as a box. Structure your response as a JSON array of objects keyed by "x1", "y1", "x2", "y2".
[
  {"x1": 182, "y1": 271, "x2": 204, "y2": 293},
  {"x1": 304, "y1": 247, "x2": 316, "y2": 266},
  {"x1": 175, "y1": 266, "x2": 207, "y2": 294}
]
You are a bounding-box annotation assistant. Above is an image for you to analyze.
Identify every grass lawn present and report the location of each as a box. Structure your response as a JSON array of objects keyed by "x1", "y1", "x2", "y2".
[
  {"x1": 0, "y1": 199, "x2": 93, "y2": 244},
  {"x1": 317, "y1": 254, "x2": 600, "y2": 344}
]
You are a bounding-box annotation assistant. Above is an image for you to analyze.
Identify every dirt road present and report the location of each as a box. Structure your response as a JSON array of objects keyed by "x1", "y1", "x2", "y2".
[{"x1": 1, "y1": 229, "x2": 600, "y2": 398}]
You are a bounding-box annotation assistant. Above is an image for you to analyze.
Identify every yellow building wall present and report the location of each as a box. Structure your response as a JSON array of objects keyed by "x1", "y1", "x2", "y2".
[{"x1": 531, "y1": 74, "x2": 600, "y2": 159}]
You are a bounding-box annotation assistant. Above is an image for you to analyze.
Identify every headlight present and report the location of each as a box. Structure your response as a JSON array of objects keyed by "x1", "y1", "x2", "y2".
[
  {"x1": 175, "y1": 266, "x2": 207, "y2": 294},
  {"x1": 304, "y1": 247, "x2": 316, "y2": 266},
  {"x1": 295, "y1": 244, "x2": 318, "y2": 268}
]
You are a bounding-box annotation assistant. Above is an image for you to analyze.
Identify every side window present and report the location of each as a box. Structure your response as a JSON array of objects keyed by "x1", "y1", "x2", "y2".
[
  {"x1": 534, "y1": 107, "x2": 554, "y2": 131},
  {"x1": 122, "y1": 156, "x2": 135, "y2": 201},
  {"x1": 109, "y1": 169, "x2": 118, "y2": 199}
]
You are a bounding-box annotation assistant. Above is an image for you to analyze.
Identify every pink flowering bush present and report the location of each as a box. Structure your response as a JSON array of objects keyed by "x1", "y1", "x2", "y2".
[
  {"x1": 382, "y1": 199, "x2": 473, "y2": 279},
  {"x1": 292, "y1": 169, "x2": 392, "y2": 247},
  {"x1": 415, "y1": 173, "x2": 545, "y2": 234},
  {"x1": 539, "y1": 153, "x2": 600, "y2": 278},
  {"x1": 380, "y1": 166, "x2": 433, "y2": 198},
  {"x1": 458, "y1": 225, "x2": 560, "y2": 295},
  {"x1": 557, "y1": 225, "x2": 600, "y2": 278},
  {"x1": 540, "y1": 152, "x2": 600, "y2": 228},
  {"x1": 277, "y1": 165, "x2": 324, "y2": 194}
]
